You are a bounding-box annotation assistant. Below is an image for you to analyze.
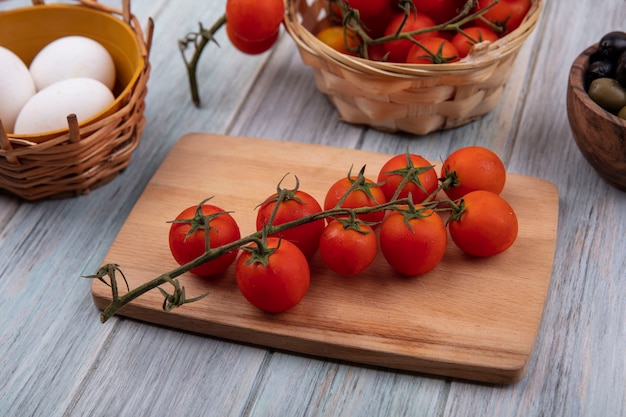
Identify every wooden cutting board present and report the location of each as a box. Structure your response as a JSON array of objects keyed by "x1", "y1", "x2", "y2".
[{"x1": 92, "y1": 133, "x2": 559, "y2": 384}]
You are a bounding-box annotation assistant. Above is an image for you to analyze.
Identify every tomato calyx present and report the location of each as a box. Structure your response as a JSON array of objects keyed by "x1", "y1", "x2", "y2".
[
  {"x1": 383, "y1": 153, "x2": 436, "y2": 201},
  {"x1": 411, "y1": 39, "x2": 459, "y2": 64},
  {"x1": 257, "y1": 174, "x2": 307, "y2": 218},
  {"x1": 445, "y1": 198, "x2": 466, "y2": 224},
  {"x1": 333, "y1": 165, "x2": 386, "y2": 208},
  {"x1": 334, "y1": 214, "x2": 377, "y2": 235},
  {"x1": 439, "y1": 166, "x2": 461, "y2": 191},
  {"x1": 167, "y1": 197, "x2": 234, "y2": 252},
  {"x1": 241, "y1": 234, "x2": 280, "y2": 268},
  {"x1": 390, "y1": 200, "x2": 435, "y2": 232}
]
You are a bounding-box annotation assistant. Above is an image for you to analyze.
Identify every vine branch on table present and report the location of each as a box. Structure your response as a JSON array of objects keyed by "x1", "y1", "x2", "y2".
[{"x1": 178, "y1": 14, "x2": 226, "y2": 107}]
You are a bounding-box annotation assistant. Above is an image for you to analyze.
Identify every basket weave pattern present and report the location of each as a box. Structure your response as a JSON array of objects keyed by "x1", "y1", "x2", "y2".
[
  {"x1": 0, "y1": 0, "x2": 152, "y2": 201},
  {"x1": 284, "y1": 0, "x2": 543, "y2": 135}
]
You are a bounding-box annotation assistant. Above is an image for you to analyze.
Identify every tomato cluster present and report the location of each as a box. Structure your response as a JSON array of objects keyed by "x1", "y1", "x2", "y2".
[
  {"x1": 586, "y1": 31, "x2": 626, "y2": 120},
  {"x1": 221, "y1": 0, "x2": 531, "y2": 61},
  {"x1": 167, "y1": 145, "x2": 518, "y2": 314},
  {"x1": 317, "y1": 0, "x2": 531, "y2": 63}
]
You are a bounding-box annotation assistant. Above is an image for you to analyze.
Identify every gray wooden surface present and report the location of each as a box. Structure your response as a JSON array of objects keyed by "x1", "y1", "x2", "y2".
[{"x1": 1, "y1": 1, "x2": 625, "y2": 416}]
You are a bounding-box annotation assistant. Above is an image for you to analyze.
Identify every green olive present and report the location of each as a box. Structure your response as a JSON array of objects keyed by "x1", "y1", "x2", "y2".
[
  {"x1": 618, "y1": 105, "x2": 626, "y2": 120},
  {"x1": 588, "y1": 77, "x2": 626, "y2": 114}
]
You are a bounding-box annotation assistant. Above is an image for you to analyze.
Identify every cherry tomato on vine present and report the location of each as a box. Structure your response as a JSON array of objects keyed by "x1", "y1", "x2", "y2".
[
  {"x1": 440, "y1": 146, "x2": 506, "y2": 201},
  {"x1": 377, "y1": 153, "x2": 439, "y2": 204},
  {"x1": 256, "y1": 188, "x2": 325, "y2": 259},
  {"x1": 448, "y1": 190, "x2": 518, "y2": 257},
  {"x1": 411, "y1": 0, "x2": 468, "y2": 24},
  {"x1": 346, "y1": 0, "x2": 391, "y2": 21},
  {"x1": 474, "y1": 0, "x2": 531, "y2": 35},
  {"x1": 405, "y1": 37, "x2": 460, "y2": 64},
  {"x1": 451, "y1": 26, "x2": 499, "y2": 58},
  {"x1": 379, "y1": 207, "x2": 448, "y2": 276},
  {"x1": 236, "y1": 237, "x2": 310, "y2": 313},
  {"x1": 348, "y1": 0, "x2": 394, "y2": 38},
  {"x1": 225, "y1": 0, "x2": 284, "y2": 43},
  {"x1": 226, "y1": 22, "x2": 279, "y2": 55},
  {"x1": 383, "y1": 11, "x2": 439, "y2": 62},
  {"x1": 168, "y1": 202, "x2": 241, "y2": 277},
  {"x1": 319, "y1": 219, "x2": 378, "y2": 276},
  {"x1": 363, "y1": 43, "x2": 389, "y2": 61},
  {"x1": 323, "y1": 171, "x2": 387, "y2": 225},
  {"x1": 316, "y1": 26, "x2": 359, "y2": 55}
]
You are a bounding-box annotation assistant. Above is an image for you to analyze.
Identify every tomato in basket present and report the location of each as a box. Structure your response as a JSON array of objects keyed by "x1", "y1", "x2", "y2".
[
  {"x1": 411, "y1": 0, "x2": 469, "y2": 24},
  {"x1": 451, "y1": 26, "x2": 500, "y2": 58},
  {"x1": 316, "y1": 26, "x2": 359, "y2": 55},
  {"x1": 405, "y1": 37, "x2": 460, "y2": 64},
  {"x1": 382, "y1": 10, "x2": 440, "y2": 62},
  {"x1": 474, "y1": 0, "x2": 531, "y2": 35}
]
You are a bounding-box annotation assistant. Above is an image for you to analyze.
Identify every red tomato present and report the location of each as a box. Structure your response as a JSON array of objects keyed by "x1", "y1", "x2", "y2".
[
  {"x1": 440, "y1": 146, "x2": 506, "y2": 201},
  {"x1": 351, "y1": 0, "x2": 395, "y2": 38},
  {"x1": 168, "y1": 203, "x2": 241, "y2": 277},
  {"x1": 316, "y1": 26, "x2": 359, "y2": 55},
  {"x1": 383, "y1": 11, "x2": 439, "y2": 62},
  {"x1": 448, "y1": 190, "x2": 518, "y2": 257},
  {"x1": 346, "y1": 0, "x2": 390, "y2": 21},
  {"x1": 411, "y1": 0, "x2": 469, "y2": 24},
  {"x1": 319, "y1": 219, "x2": 378, "y2": 276},
  {"x1": 450, "y1": 26, "x2": 499, "y2": 58},
  {"x1": 379, "y1": 207, "x2": 447, "y2": 276},
  {"x1": 377, "y1": 153, "x2": 439, "y2": 204},
  {"x1": 474, "y1": 0, "x2": 531, "y2": 35},
  {"x1": 323, "y1": 173, "x2": 387, "y2": 225},
  {"x1": 226, "y1": 22, "x2": 278, "y2": 55},
  {"x1": 405, "y1": 37, "x2": 460, "y2": 64},
  {"x1": 363, "y1": 42, "x2": 388, "y2": 61},
  {"x1": 330, "y1": 0, "x2": 393, "y2": 38},
  {"x1": 225, "y1": 0, "x2": 284, "y2": 43},
  {"x1": 256, "y1": 189, "x2": 325, "y2": 259},
  {"x1": 236, "y1": 237, "x2": 310, "y2": 313}
]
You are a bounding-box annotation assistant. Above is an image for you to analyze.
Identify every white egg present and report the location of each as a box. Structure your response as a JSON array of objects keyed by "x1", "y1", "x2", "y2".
[
  {"x1": 0, "y1": 46, "x2": 37, "y2": 134},
  {"x1": 13, "y1": 77, "x2": 115, "y2": 135},
  {"x1": 29, "y1": 36, "x2": 116, "y2": 91}
]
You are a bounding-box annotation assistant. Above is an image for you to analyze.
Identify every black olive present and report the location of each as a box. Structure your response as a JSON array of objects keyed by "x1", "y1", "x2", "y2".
[
  {"x1": 586, "y1": 59, "x2": 615, "y2": 87},
  {"x1": 589, "y1": 49, "x2": 605, "y2": 64},
  {"x1": 616, "y1": 51, "x2": 626, "y2": 88},
  {"x1": 598, "y1": 31, "x2": 626, "y2": 60}
]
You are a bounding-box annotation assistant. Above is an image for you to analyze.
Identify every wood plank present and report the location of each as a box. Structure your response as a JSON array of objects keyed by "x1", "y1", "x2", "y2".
[{"x1": 92, "y1": 132, "x2": 559, "y2": 384}]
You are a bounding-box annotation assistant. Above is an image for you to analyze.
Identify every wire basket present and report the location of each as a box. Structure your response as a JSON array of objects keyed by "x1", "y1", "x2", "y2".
[
  {"x1": 284, "y1": 0, "x2": 543, "y2": 135},
  {"x1": 0, "y1": 0, "x2": 153, "y2": 201}
]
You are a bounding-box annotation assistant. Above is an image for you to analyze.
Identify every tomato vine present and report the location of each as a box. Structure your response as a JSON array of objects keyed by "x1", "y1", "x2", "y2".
[{"x1": 86, "y1": 161, "x2": 460, "y2": 323}]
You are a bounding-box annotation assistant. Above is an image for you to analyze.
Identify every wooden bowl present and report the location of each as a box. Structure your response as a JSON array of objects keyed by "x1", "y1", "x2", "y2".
[{"x1": 566, "y1": 44, "x2": 626, "y2": 191}]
